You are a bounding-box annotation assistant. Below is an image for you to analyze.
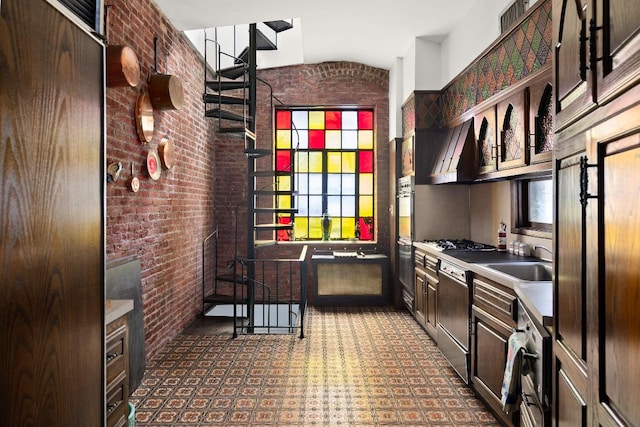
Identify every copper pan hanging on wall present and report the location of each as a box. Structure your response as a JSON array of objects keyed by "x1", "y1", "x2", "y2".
[
  {"x1": 148, "y1": 37, "x2": 184, "y2": 110},
  {"x1": 104, "y1": 6, "x2": 141, "y2": 88}
]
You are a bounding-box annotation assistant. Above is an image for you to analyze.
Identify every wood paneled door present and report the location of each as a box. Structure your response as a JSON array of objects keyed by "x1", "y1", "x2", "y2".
[{"x1": 0, "y1": 0, "x2": 105, "y2": 425}]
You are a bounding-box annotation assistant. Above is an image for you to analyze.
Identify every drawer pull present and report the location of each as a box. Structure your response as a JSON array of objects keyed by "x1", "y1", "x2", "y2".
[
  {"x1": 107, "y1": 400, "x2": 122, "y2": 414},
  {"x1": 106, "y1": 352, "x2": 120, "y2": 362}
]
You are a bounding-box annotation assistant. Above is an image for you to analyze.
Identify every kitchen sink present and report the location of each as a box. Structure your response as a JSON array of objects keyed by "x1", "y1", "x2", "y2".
[{"x1": 484, "y1": 262, "x2": 553, "y2": 281}]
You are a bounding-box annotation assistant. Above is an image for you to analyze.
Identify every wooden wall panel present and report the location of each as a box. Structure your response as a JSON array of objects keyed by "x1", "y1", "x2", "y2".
[{"x1": 0, "y1": 0, "x2": 104, "y2": 425}]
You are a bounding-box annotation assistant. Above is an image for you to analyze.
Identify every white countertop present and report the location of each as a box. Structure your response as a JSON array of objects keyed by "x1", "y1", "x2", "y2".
[{"x1": 105, "y1": 299, "x2": 134, "y2": 324}]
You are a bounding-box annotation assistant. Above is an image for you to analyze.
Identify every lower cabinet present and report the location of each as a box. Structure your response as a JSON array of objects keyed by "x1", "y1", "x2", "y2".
[
  {"x1": 106, "y1": 312, "x2": 130, "y2": 427},
  {"x1": 414, "y1": 249, "x2": 438, "y2": 341},
  {"x1": 471, "y1": 275, "x2": 519, "y2": 427}
]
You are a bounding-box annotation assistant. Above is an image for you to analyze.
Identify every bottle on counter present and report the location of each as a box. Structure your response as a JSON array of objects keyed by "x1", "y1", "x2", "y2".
[{"x1": 497, "y1": 220, "x2": 507, "y2": 251}]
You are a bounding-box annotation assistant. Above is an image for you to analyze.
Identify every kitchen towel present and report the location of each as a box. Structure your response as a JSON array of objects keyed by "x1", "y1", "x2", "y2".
[{"x1": 500, "y1": 331, "x2": 530, "y2": 414}]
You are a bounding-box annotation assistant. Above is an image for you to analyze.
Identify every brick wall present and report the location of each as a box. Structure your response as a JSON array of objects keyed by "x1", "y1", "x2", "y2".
[
  {"x1": 105, "y1": 0, "x2": 216, "y2": 360},
  {"x1": 106, "y1": 0, "x2": 391, "y2": 360}
]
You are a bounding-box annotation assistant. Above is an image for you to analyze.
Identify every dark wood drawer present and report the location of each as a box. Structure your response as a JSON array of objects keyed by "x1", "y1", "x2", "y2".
[
  {"x1": 106, "y1": 371, "x2": 127, "y2": 427},
  {"x1": 414, "y1": 250, "x2": 426, "y2": 268},
  {"x1": 106, "y1": 324, "x2": 127, "y2": 385},
  {"x1": 472, "y1": 275, "x2": 517, "y2": 326}
]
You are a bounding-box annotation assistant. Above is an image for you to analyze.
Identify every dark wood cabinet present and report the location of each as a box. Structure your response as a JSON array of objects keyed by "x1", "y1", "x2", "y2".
[
  {"x1": 106, "y1": 310, "x2": 131, "y2": 427},
  {"x1": 413, "y1": 249, "x2": 438, "y2": 341},
  {"x1": 471, "y1": 275, "x2": 519, "y2": 427},
  {"x1": 498, "y1": 91, "x2": 528, "y2": 171}
]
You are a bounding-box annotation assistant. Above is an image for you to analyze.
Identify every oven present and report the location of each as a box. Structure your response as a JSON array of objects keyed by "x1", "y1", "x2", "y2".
[
  {"x1": 397, "y1": 176, "x2": 414, "y2": 311},
  {"x1": 517, "y1": 300, "x2": 551, "y2": 426},
  {"x1": 436, "y1": 258, "x2": 472, "y2": 383}
]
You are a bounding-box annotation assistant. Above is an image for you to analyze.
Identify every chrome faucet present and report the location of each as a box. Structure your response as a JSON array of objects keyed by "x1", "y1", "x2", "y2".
[{"x1": 533, "y1": 245, "x2": 552, "y2": 261}]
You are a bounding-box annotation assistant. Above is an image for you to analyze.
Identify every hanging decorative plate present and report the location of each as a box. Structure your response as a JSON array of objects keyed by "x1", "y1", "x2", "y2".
[
  {"x1": 146, "y1": 150, "x2": 161, "y2": 180},
  {"x1": 135, "y1": 92, "x2": 154, "y2": 144}
]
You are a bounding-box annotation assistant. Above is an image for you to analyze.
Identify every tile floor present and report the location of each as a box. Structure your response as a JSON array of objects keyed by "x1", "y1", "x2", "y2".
[{"x1": 131, "y1": 306, "x2": 501, "y2": 426}]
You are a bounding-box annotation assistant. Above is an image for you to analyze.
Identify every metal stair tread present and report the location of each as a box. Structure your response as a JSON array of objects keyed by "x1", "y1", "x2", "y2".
[
  {"x1": 263, "y1": 20, "x2": 293, "y2": 33},
  {"x1": 254, "y1": 240, "x2": 278, "y2": 248},
  {"x1": 203, "y1": 293, "x2": 248, "y2": 305},
  {"x1": 235, "y1": 29, "x2": 277, "y2": 64},
  {"x1": 244, "y1": 148, "x2": 272, "y2": 158},
  {"x1": 254, "y1": 223, "x2": 294, "y2": 230},
  {"x1": 205, "y1": 80, "x2": 250, "y2": 91},
  {"x1": 205, "y1": 108, "x2": 248, "y2": 122},
  {"x1": 254, "y1": 207, "x2": 298, "y2": 214},
  {"x1": 217, "y1": 64, "x2": 247, "y2": 79},
  {"x1": 203, "y1": 94, "x2": 247, "y2": 105},
  {"x1": 255, "y1": 190, "x2": 298, "y2": 196}
]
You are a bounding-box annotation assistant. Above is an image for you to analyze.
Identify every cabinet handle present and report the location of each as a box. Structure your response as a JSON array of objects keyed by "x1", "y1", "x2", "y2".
[
  {"x1": 107, "y1": 400, "x2": 122, "y2": 414},
  {"x1": 589, "y1": 18, "x2": 604, "y2": 67},
  {"x1": 579, "y1": 156, "x2": 597, "y2": 207},
  {"x1": 106, "y1": 352, "x2": 120, "y2": 362}
]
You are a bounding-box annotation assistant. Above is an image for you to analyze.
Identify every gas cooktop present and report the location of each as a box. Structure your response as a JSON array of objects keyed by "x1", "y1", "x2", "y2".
[{"x1": 421, "y1": 239, "x2": 496, "y2": 251}]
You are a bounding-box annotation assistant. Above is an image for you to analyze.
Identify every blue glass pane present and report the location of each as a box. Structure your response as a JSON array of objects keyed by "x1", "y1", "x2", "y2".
[
  {"x1": 342, "y1": 130, "x2": 358, "y2": 148},
  {"x1": 327, "y1": 196, "x2": 341, "y2": 217},
  {"x1": 292, "y1": 111, "x2": 308, "y2": 130},
  {"x1": 309, "y1": 173, "x2": 323, "y2": 194},
  {"x1": 309, "y1": 196, "x2": 323, "y2": 216},
  {"x1": 342, "y1": 196, "x2": 356, "y2": 216},
  {"x1": 296, "y1": 173, "x2": 309, "y2": 194},
  {"x1": 342, "y1": 111, "x2": 358, "y2": 129},
  {"x1": 327, "y1": 175, "x2": 341, "y2": 195},
  {"x1": 293, "y1": 130, "x2": 309, "y2": 149},
  {"x1": 342, "y1": 174, "x2": 356, "y2": 194},
  {"x1": 296, "y1": 196, "x2": 308, "y2": 215}
]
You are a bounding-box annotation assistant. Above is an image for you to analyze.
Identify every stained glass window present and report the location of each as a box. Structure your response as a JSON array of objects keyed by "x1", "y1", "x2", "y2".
[{"x1": 275, "y1": 108, "x2": 375, "y2": 241}]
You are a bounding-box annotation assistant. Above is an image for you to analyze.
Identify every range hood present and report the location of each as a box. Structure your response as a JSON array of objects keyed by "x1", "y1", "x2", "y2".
[{"x1": 428, "y1": 118, "x2": 476, "y2": 184}]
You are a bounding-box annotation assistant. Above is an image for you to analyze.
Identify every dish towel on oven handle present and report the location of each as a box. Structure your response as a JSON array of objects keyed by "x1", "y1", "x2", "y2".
[{"x1": 500, "y1": 331, "x2": 530, "y2": 414}]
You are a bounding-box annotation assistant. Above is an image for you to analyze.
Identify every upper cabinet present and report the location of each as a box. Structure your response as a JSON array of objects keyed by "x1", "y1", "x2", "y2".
[
  {"x1": 497, "y1": 91, "x2": 528, "y2": 170},
  {"x1": 529, "y1": 78, "x2": 554, "y2": 164},
  {"x1": 554, "y1": 0, "x2": 640, "y2": 130}
]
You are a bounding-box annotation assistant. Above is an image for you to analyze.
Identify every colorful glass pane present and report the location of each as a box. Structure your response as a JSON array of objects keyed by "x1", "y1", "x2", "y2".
[
  {"x1": 309, "y1": 111, "x2": 325, "y2": 129},
  {"x1": 308, "y1": 174, "x2": 323, "y2": 195},
  {"x1": 296, "y1": 153, "x2": 308, "y2": 173},
  {"x1": 308, "y1": 130, "x2": 325, "y2": 149},
  {"x1": 359, "y1": 195, "x2": 373, "y2": 217},
  {"x1": 342, "y1": 111, "x2": 358, "y2": 129},
  {"x1": 294, "y1": 217, "x2": 308, "y2": 239},
  {"x1": 327, "y1": 196, "x2": 341, "y2": 217},
  {"x1": 325, "y1": 130, "x2": 341, "y2": 149},
  {"x1": 342, "y1": 152, "x2": 356, "y2": 173},
  {"x1": 330, "y1": 220, "x2": 341, "y2": 239},
  {"x1": 278, "y1": 194, "x2": 291, "y2": 209},
  {"x1": 359, "y1": 173, "x2": 373, "y2": 195},
  {"x1": 342, "y1": 196, "x2": 356, "y2": 216},
  {"x1": 358, "y1": 130, "x2": 374, "y2": 149},
  {"x1": 358, "y1": 217, "x2": 374, "y2": 240},
  {"x1": 341, "y1": 218, "x2": 355, "y2": 238},
  {"x1": 342, "y1": 130, "x2": 358, "y2": 149},
  {"x1": 296, "y1": 195, "x2": 308, "y2": 215},
  {"x1": 307, "y1": 152, "x2": 322, "y2": 173},
  {"x1": 359, "y1": 150, "x2": 374, "y2": 172},
  {"x1": 277, "y1": 150, "x2": 291, "y2": 172},
  {"x1": 327, "y1": 175, "x2": 341, "y2": 195},
  {"x1": 277, "y1": 175, "x2": 290, "y2": 191},
  {"x1": 292, "y1": 110, "x2": 308, "y2": 130},
  {"x1": 327, "y1": 152, "x2": 342, "y2": 173},
  {"x1": 276, "y1": 110, "x2": 291, "y2": 129},
  {"x1": 277, "y1": 216, "x2": 291, "y2": 241},
  {"x1": 325, "y1": 111, "x2": 341, "y2": 129},
  {"x1": 309, "y1": 196, "x2": 323, "y2": 216},
  {"x1": 358, "y1": 110, "x2": 373, "y2": 129},
  {"x1": 276, "y1": 129, "x2": 291, "y2": 149},
  {"x1": 309, "y1": 217, "x2": 322, "y2": 239}
]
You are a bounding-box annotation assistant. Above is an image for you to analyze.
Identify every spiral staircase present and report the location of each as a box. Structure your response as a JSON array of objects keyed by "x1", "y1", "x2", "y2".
[{"x1": 201, "y1": 21, "x2": 307, "y2": 337}]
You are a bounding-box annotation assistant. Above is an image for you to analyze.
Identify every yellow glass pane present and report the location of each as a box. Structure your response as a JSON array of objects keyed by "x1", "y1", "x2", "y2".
[
  {"x1": 309, "y1": 152, "x2": 323, "y2": 173},
  {"x1": 359, "y1": 173, "x2": 373, "y2": 194},
  {"x1": 325, "y1": 130, "x2": 341, "y2": 149},
  {"x1": 330, "y1": 220, "x2": 341, "y2": 239},
  {"x1": 309, "y1": 111, "x2": 325, "y2": 129},
  {"x1": 342, "y1": 152, "x2": 356, "y2": 173},
  {"x1": 309, "y1": 217, "x2": 322, "y2": 239},
  {"x1": 294, "y1": 217, "x2": 308, "y2": 240},
  {"x1": 276, "y1": 130, "x2": 292, "y2": 148},
  {"x1": 327, "y1": 152, "x2": 342, "y2": 173},
  {"x1": 278, "y1": 195, "x2": 291, "y2": 209},
  {"x1": 342, "y1": 218, "x2": 355, "y2": 238},
  {"x1": 358, "y1": 130, "x2": 374, "y2": 149},
  {"x1": 359, "y1": 195, "x2": 373, "y2": 217},
  {"x1": 277, "y1": 175, "x2": 291, "y2": 191},
  {"x1": 296, "y1": 152, "x2": 308, "y2": 172}
]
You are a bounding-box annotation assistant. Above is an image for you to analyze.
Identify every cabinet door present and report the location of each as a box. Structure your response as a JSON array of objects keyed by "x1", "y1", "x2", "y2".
[
  {"x1": 528, "y1": 77, "x2": 554, "y2": 164},
  {"x1": 593, "y1": 129, "x2": 640, "y2": 427},
  {"x1": 424, "y1": 272, "x2": 438, "y2": 340},
  {"x1": 498, "y1": 91, "x2": 528, "y2": 170},
  {"x1": 471, "y1": 306, "x2": 518, "y2": 427},
  {"x1": 553, "y1": 0, "x2": 594, "y2": 129},
  {"x1": 593, "y1": 0, "x2": 640, "y2": 104},
  {"x1": 414, "y1": 267, "x2": 426, "y2": 325},
  {"x1": 475, "y1": 107, "x2": 498, "y2": 176}
]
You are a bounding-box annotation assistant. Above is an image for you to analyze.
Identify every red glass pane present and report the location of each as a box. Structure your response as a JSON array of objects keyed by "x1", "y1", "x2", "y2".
[
  {"x1": 309, "y1": 130, "x2": 325, "y2": 149},
  {"x1": 276, "y1": 110, "x2": 291, "y2": 129},
  {"x1": 325, "y1": 111, "x2": 341, "y2": 130},
  {"x1": 277, "y1": 150, "x2": 291, "y2": 172},
  {"x1": 277, "y1": 216, "x2": 291, "y2": 241},
  {"x1": 358, "y1": 111, "x2": 373, "y2": 129},
  {"x1": 359, "y1": 150, "x2": 374, "y2": 172},
  {"x1": 358, "y1": 217, "x2": 374, "y2": 240}
]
